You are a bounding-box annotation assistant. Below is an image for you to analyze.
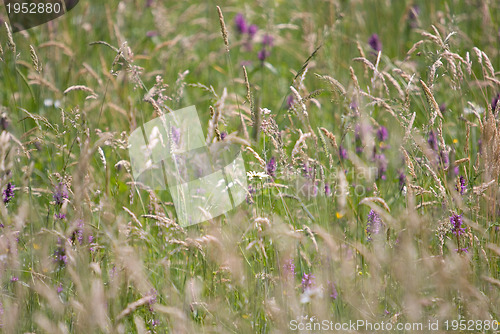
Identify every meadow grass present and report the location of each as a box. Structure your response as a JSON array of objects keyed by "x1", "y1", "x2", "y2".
[{"x1": 0, "y1": 0, "x2": 499, "y2": 333}]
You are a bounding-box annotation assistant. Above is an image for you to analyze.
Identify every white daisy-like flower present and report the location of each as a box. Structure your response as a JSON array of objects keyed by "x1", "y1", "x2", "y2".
[{"x1": 247, "y1": 171, "x2": 269, "y2": 180}]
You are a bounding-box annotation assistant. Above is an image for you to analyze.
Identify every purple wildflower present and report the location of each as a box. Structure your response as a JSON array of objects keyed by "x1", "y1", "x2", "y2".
[
  {"x1": 220, "y1": 131, "x2": 227, "y2": 140},
  {"x1": 286, "y1": 95, "x2": 294, "y2": 108},
  {"x1": 10, "y1": 276, "x2": 18, "y2": 282},
  {"x1": 171, "y1": 125, "x2": 181, "y2": 146},
  {"x1": 234, "y1": 13, "x2": 248, "y2": 34},
  {"x1": 246, "y1": 185, "x2": 256, "y2": 204},
  {"x1": 53, "y1": 183, "x2": 68, "y2": 206},
  {"x1": 456, "y1": 176, "x2": 466, "y2": 195},
  {"x1": 302, "y1": 163, "x2": 314, "y2": 179},
  {"x1": 151, "y1": 319, "x2": 160, "y2": 327},
  {"x1": 325, "y1": 183, "x2": 331, "y2": 196},
  {"x1": 455, "y1": 247, "x2": 469, "y2": 253},
  {"x1": 283, "y1": 259, "x2": 295, "y2": 278},
  {"x1": 439, "y1": 103, "x2": 446, "y2": 114},
  {"x1": 266, "y1": 157, "x2": 277, "y2": 178},
  {"x1": 349, "y1": 99, "x2": 358, "y2": 111},
  {"x1": 376, "y1": 126, "x2": 389, "y2": 142},
  {"x1": 339, "y1": 145, "x2": 347, "y2": 160},
  {"x1": 368, "y1": 33, "x2": 382, "y2": 52},
  {"x1": 148, "y1": 289, "x2": 158, "y2": 312},
  {"x1": 146, "y1": 30, "x2": 158, "y2": 37},
  {"x1": 53, "y1": 238, "x2": 67, "y2": 267},
  {"x1": 262, "y1": 34, "x2": 274, "y2": 47},
  {"x1": 2, "y1": 182, "x2": 14, "y2": 204},
  {"x1": 328, "y1": 281, "x2": 338, "y2": 299},
  {"x1": 55, "y1": 213, "x2": 66, "y2": 219},
  {"x1": 408, "y1": 5, "x2": 420, "y2": 28},
  {"x1": 427, "y1": 130, "x2": 438, "y2": 151},
  {"x1": 398, "y1": 170, "x2": 406, "y2": 189},
  {"x1": 366, "y1": 209, "x2": 384, "y2": 240},
  {"x1": 301, "y1": 273, "x2": 315, "y2": 292},
  {"x1": 258, "y1": 48, "x2": 270, "y2": 61},
  {"x1": 492, "y1": 93, "x2": 499, "y2": 112},
  {"x1": 450, "y1": 214, "x2": 465, "y2": 236},
  {"x1": 439, "y1": 150, "x2": 449, "y2": 169},
  {"x1": 248, "y1": 24, "x2": 258, "y2": 38},
  {"x1": 57, "y1": 283, "x2": 63, "y2": 293}
]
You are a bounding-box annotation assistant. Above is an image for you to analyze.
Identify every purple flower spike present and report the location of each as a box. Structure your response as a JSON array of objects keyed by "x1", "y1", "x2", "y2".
[
  {"x1": 53, "y1": 183, "x2": 69, "y2": 206},
  {"x1": 234, "y1": 13, "x2": 248, "y2": 34},
  {"x1": 262, "y1": 34, "x2": 274, "y2": 47},
  {"x1": 366, "y1": 209, "x2": 384, "y2": 240},
  {"x1": 301, "y1": 273, "x2": 315, "y2": 292},
  {"x1": 325, "y1": 183, "x2": 331, "y2": 196},
  {"x1": 283, "y1": 259, "x2": 295, "y2": 278},
  {"x1": 258, "y1": 48, "x2": 270, "y2": 61},
  {"x1": 450, "y1": 214, "x2": 465, "y2": 236},
  {"x1": 368, "y1": 33, "x2": 382, "y2": 52},
  {"x1": 3, "y1": 182, "x2": 14, "y2": 204},
  {"x1": 376, "y1": 126, "x2": 389, "y2": 142},
  {"x1": 398, "y1": 170, "x2": 406, "y2": 189},
  {"x1": 248, "y1": 24, "x2": 258, "y2": 38},
  {"x1": 457, "y1": 175, "x2": 466, "y2": 195},
  {"x1": 266, "y1": 157, "x2": 277, "y2": 178},
  {"x1": 328, "y1": 281, "x2": 338, "y2": 299},
  {"x1": 427, "y1": 130, "x2": 438, "y2": 151},
  {"x1": 339, "y1": 145, "x2": 347, "y2": 160},
  {"x1": 286, "y1": 95, "x2": 295, "y2": 108}
]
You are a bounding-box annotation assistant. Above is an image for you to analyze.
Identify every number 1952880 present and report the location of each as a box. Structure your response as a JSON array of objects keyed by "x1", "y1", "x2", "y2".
[{"x1": 6, "y1": 2, "x2": 62, "y2": 14}]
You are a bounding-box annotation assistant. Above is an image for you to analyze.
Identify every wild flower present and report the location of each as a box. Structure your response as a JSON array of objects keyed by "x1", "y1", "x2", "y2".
[
  {"x1": 55, "y1": 213, "x2": 66, "y2": 219},
  {"x1": 408, "y1": 5, "x2": 420, "y2": 28},
  {"x1": 262, "y1": 34, "x2": 274, "y2": 47},
  {"x1": 247, "y1": 171, "x2": 269, "y2": 180},
  {"x1": 246, "y1": 185, "x2": 256, "y2": 204},
  {"x1": 53, "y1": 183, "x2": 68, "y2": 206},
  {"x1": 456, "y1": 176, "x2": 466, "y2": 195},
  {"x1": 328, "y1": 281, "x2": 338, "y2": 299},
  {"x1": 286, "y1": 95, "x2": 294, "y2": 108},
  {"x1": 398, "y1": 170, "x2": 406, "y2": 189},
  {"x1": 258, "y1": 48, "x2": 270, "y2": 62},
  {"x1": 53, "y1": 238, "x2": 67, "y2": 267},
  {"x1": 492, "y1": 93, "x2": 499, "y2": 112},
  {"x1": 301, "y1": 273, "x2": 315, "y2": 292},
  {"x1": 439, "y1": 103, "x2": 446, "y2": 114},
  {"x1": 10, "y1": 276, "x2": 18, "y2": 282},
  {"x1": 366, "y1": 209, "x2": 384, "y2": 240},
  {"x1": 325, "y1": 183, "x2": 331, "y2": 196},
  {"x1": 428, "y1": 130, "x2": 438, "y2": 151},
  {"x1": 171, "y1": 125, "x2": 181, "y2": 146},
  {"x1": 376, "y1": 126, "x2": 388, "y2": 142},
  {"x1": 248, "y1": 24, "x2": 258, "y2": 38},
  {"x1": 439, "y1": 150, "x2": 449, "y2": 169},
  {"x1": 450, "y1": 214, "x2": 465, "y2": 236},
  {"x1": 266, "y1": 157, "x2": 277, "y2": 178},
  {"x1": 368, "y1": 33, "x2": 382, "y2": 52},
  {"x1": 339, "y1": 145, "x2": 347, "y2": 160},
  {"x1": 234, "y1": 13, "x2": 248, "y2": 34},
  {"x1": 57, "y1": 283, "x2": 63, "y2": 294},
  {"x1": 2, "y1": 182, "x2": 14, "y2": 204},
  {"x1": 283, "y1": 259, "x2": 295, "y2": 278}
]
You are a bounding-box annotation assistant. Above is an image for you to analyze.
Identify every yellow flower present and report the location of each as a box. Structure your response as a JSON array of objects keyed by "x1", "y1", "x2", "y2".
[
  {"x1": 33, "y1": 243, "x2": 40, "y2": 250},
  {"x1": 453, "y1": 138, "x2": 458, "y2": 144},
  {"x1": 336, "y1": 212, "x2": 343, "y2": 219}
]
